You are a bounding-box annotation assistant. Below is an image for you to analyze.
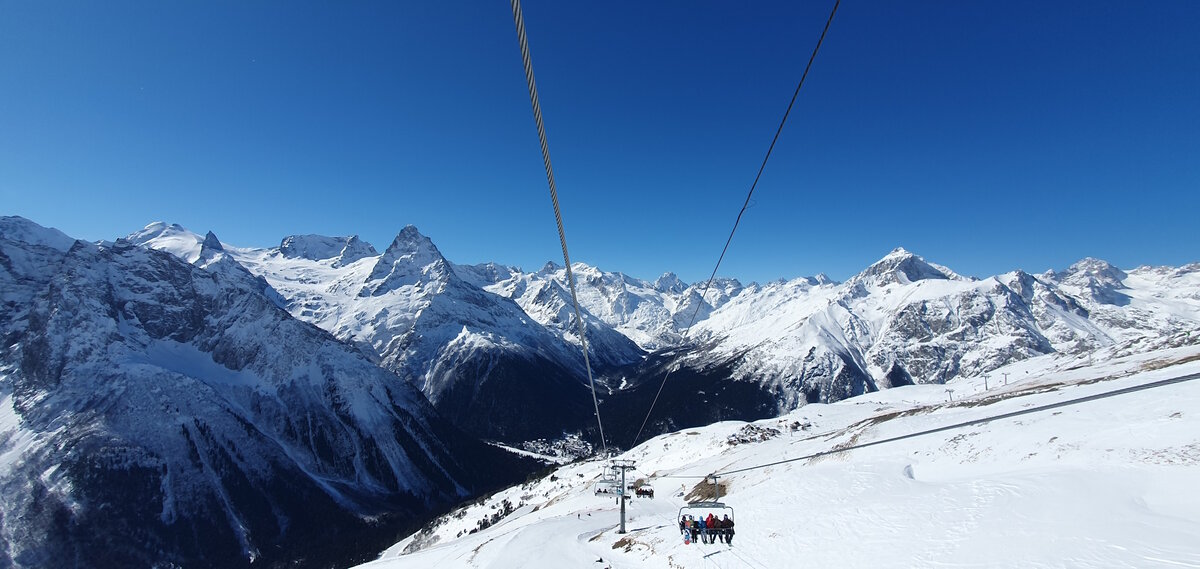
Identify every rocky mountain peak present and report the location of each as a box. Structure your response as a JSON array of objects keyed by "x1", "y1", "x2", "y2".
[
  {"x1": 201, "y1": 230, "x2": 224, "y2": 253},
  {"x1": 1055, "y1": 257, "x2": 1130, "y2": 306},
  {"x1": 856, "y1": 247, "x2": 951, "y2": 286},
  {"x1": 362, "y1": 226, "x2": 451, "y2": 296},
  {"x1": 1064, "y1": 258, "x2": 1127, "y2": 285},
  {"x1": 654, "y1": 272, "x2": 687, "y2": 294}
]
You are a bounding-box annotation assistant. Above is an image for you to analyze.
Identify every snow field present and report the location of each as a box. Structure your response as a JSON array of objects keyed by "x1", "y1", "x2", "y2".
[{"x1": 360, "y1": 345, "x2": 1200, "y2": 568}]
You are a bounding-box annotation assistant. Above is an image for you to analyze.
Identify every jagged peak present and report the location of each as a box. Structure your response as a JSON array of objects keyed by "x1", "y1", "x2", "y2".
[
  {"x1": 654, "y1": 272, "x2": 687, "y2": 293},
  {"x1": 201, "y1": 231, "x2": 224, "y2": 253},
  {"x1": 380, "y1": 225, "x2": 440, "y2": 258},
  {"x1": 362, "y1": 226, "x2": 450, "y2": 295},
  {"x1": 539, "y1": 261, "x2": 562, "y2": 274}
]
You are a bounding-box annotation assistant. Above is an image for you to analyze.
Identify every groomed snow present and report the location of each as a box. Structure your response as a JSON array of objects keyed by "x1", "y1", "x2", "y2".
[{"x1": 358, "y1": 345, "x2": 1200, "y2": 569}]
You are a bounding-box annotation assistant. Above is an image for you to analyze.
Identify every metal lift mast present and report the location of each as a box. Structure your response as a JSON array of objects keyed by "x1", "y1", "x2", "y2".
[{"x1": 611, "y1": 459, "x2": 637, "y2": 533}]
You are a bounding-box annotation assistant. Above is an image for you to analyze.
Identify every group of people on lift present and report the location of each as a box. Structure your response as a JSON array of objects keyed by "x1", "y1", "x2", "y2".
[
  {"x1": 631, "y1": 485, "x2": 654, "y2": 498},
  {"x1": 680, "y1": 513, "x2": 734, "y2": 545},
  {"x1": 596, "y1": 484, "x2": 654, "y2": 499}
]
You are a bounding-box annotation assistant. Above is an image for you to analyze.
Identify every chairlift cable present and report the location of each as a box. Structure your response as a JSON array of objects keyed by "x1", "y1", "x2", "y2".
[
  {"x1": 630, "y1": 0, "x2": 842, "y2": 449},
  {"x1": 509, "y1": 0, "x2": 608, "y2": 454}
]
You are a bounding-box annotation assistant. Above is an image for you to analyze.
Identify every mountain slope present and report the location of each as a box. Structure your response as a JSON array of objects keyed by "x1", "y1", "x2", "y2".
[
  {"x1": 0, "y1": 219, "x2": 535, "y2": 568},
  {"x1": 359, "y1": 344, "x2": 1200, "y2": 569}
]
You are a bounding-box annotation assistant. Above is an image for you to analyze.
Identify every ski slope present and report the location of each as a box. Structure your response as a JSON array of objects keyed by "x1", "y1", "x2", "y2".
[{"x1": 358, "y1": 344, "x2": 1200, "y2": 569}]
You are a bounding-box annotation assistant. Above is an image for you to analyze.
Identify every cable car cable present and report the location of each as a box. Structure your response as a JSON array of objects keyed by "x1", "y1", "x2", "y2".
[
  {"x1": 629, "y1": 0, "x2": 842, "y2": 450},
  {"x1": 509, "y1": 0, "x2": 608, "y2": 454}
]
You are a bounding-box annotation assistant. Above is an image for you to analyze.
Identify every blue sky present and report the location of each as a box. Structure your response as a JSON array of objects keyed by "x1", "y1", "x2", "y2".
[{"x1": 2, "y1": 1, "x2": 1197, "y2": 284}]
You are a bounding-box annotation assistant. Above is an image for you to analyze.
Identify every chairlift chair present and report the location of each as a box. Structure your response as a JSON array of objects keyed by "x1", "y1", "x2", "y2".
[
  {"x1": 594, "y1": 465, "x2": 621, "y2": 496},
  {"x1": 629, "y1": 483, "x2": 655, "y2": 499},
  {"x1": 593, "y1": 478, "x2": 619, "y2": 496},
  {"x1": 678, "y1": 501, "x2": 735, "y2": 545}
]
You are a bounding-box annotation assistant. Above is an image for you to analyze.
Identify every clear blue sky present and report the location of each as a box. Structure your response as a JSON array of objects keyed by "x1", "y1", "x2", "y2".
[{"x1": 2, "y1": 1, "x2": 1197, "y2": 284}]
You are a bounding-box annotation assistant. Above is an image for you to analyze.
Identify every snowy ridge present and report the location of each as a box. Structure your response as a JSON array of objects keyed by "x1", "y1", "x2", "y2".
[
  {"x1": 359, "y1": 345, "x2": 1200, "y2": 568},
  {"x1": 128, "y1": 221, "x2": 1200, "y2": 443},
  {"x1": 279, "y1": 233, "x2": 377, "y2": 266},
  {"x1": 0, "y1": 216, "x2": 76, "y2": 253},
  {"x1": 676, "y1": 249, "x2": 1200, "y2": 409}
]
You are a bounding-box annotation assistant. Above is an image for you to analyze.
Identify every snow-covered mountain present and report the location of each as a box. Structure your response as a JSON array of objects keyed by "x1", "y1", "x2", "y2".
[
  {"x1": 670, "y1": 248, "x2": 1199, "y2": 415},
  {"x1": 0, "y1": 217, "x2": 535, "y2": 568},
  {"x1": 130, "y1": 223, "x2": 610, "y2": 443},
  {"x1": 4, "y1": 215, "x2": 1198, "y2": 566},
  {"x1": 357, "y1": 344, "x2": 1200, "y2": 568},
  {"x1": 127, "y1": 222, "x2": 1200, "y2": 448}
]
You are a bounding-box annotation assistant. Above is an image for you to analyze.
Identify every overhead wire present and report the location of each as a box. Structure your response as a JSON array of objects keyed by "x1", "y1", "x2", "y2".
[
  {"x1": 509, "y1": 0, "x2": 608, "y2": 455},
  {"x1": 630, "y1": 0, "x2": 843, "y2": 449}
]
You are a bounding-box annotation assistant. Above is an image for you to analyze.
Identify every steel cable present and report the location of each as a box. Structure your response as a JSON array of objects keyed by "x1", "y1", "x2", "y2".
[{"x1": 510, "y1": 0, "x2": 608, "y2": 454}]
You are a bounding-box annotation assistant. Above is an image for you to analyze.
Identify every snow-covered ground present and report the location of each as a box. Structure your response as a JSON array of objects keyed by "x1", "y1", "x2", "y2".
[{"x1": 357, "y1": 344, "x2": 1200, "y2": 568}]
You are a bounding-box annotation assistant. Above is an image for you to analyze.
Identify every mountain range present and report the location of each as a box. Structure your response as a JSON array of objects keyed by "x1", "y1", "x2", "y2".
[
  {"x1": 128, "y1": 220, "x2": 1200, "y2": 443},
  {"x1": 1, "y1": 215, "x2": 1197, "y2": 567}
]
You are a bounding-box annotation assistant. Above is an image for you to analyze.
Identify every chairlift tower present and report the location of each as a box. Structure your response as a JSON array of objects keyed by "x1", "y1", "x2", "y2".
[{"x1": 611, "y1": 459, "x2": 636, "y2": 534}]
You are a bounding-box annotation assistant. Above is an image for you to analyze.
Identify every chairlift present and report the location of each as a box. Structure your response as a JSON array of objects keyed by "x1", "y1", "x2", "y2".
[
  {"x1": 593, "y1": 478, "x2": 620, "y2": 496},
  {"x1": 678, "y1": 501, "x2": 736, "y2": 545},
  {"x1": 593, "y1": 464, "x2": 621, "y2": 496},
  {"x1": 628, "y1": 482, "x2": 655, "y2": 499},
  {"x1": 677, "y1": 475, "x2": 734, "y2": 544}
]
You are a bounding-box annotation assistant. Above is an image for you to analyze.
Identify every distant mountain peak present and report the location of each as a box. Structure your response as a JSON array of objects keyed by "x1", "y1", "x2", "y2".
[
  {"x1": 362, "y1": 226, "x2": 450, "y2": 295},
  {"x1": 856, "y1": 248, "x2": 950, "y2": 286},
  {"x1": 378, "y1": 226, "x2": 441, "y2": 259},
  {"x1": 654, "y1": 272, "x2": 687, "y2": 294},
  {"x1": 130, "y1": 221, "x2": 190, "y2": 239},
  {"x1": 124, "y1": 222, "x2": 204, "y2": 262},
  {"x1": 1066, "y1": 257, "x2": 1126, "y2": 283},
  {"x1": 279, "y1": 234, "x2": 378, "y2": 266},
  {"x1": 201, "y1": 231, "x2": 224, "y2": 252}
]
